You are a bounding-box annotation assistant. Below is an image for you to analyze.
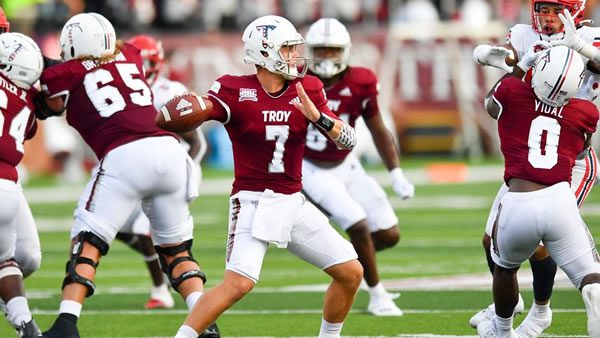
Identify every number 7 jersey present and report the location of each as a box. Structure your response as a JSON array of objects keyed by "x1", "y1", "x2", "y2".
[
  {"x1": 40, "y1": 43, "x2": 172, "y2": 159},
  {"x1": 207, "y1": 74, "x2": 336, "y2": 195},
  {"x1": 493, "y1": 77, "x2": 599, "y2": 185}
]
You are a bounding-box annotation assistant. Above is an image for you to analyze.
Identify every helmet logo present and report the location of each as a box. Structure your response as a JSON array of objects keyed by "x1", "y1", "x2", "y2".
[
  {"x1": 65, "y1": 23, "x2": 83, "y2": 45},
  {"x1": 256, "y1": 24, "x2": 276, "y2": 48},
  {"x1": 8, "y1": 43, "x2": 23, "y2": 61}
]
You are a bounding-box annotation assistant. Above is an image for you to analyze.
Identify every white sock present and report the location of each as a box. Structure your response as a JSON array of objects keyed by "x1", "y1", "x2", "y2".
[
  {"x1": 533, "y1": 302, "x2": 550, "y2": 316},
  {"x1": 494, "y1": 314, "x2": 513, "y2": 332},
  {"x1": 318, "y1": 318, "x2": 343, "y2": 338},
  {"x1": 175, "y1": 324, "x2": 198, "y2": 338},
  {"x1": 368, "y1": 283, "x2": 387, "y2": 298},
  {"x1": 59, "y1": 300, "x2": 83, "y2": 318},
  {"x1": 6, "y1": 297, "x2": 32, "y2": 327},
  {"x1": 185, "y1": 291, "x2": 203, "y2": 311}
]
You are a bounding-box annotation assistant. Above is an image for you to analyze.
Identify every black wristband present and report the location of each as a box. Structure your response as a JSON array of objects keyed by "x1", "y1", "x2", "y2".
[{"x1": 314, "y1": 113, "x2": 334, "y2": 132}]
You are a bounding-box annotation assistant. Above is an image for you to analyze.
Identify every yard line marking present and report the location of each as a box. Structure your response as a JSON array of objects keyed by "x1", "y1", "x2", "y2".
[{"x1": 30, "y1": 308, "x2": 587, "y2": 315}]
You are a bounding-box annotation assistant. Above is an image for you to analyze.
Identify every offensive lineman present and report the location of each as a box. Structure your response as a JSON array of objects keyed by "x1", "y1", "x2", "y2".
[
  {"x1": 35, "y1": 13, "x2": 213, "y2": 338},
  {"x1": 478, "y1": 44, "x2": 600, "y2": 338},
  {"x1": 472, "y1": 1, "x2": 598, "y2": 335}
]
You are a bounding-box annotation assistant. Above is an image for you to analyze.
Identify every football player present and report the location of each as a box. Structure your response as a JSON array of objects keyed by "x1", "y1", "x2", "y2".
[
  {"x1": 302, "y1": 17, "x2": 412, "y2": 316},
  {"x1": 478, "y1": 45, "x2": 600, "y2": 338},
  {"x1": 472, "y1": 1, "x2": 599, "y2": 335},
  {"x1": 35, "y1": 13, "x2": 215, "y2": 338},
  {"x1": 109, "y1": 34, "x2": 208, "y2": 311},
  {"x1": 0, "y1": 32, "x2": 44, "y2": 337},
  {"x1": 173, "y1": 15, "x2": 363, "y2": 338}
]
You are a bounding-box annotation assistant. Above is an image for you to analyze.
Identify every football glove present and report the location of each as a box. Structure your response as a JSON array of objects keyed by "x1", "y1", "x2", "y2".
[
  {"x1": 390, "y1": 168, "x2": 415, "y2": 200},
  {"x1": 552, "y1": 10, "x2": 600, "y2": 64},
  {"x1": 472, "y1": 44, "x2": 514, "y2": 73},
  {"x1": 516, "y1": 41, "x2": 551, "y2": 72}
]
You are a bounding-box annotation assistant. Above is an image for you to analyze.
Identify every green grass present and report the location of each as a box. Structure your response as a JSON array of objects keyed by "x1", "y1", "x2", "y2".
[{"x1": 3, "y1": 174, "x2": 599, "y2": 336}]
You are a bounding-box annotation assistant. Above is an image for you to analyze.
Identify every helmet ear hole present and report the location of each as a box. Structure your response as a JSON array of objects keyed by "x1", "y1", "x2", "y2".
[{"x1": 71, "y1": 47, "x2": 75, "y2": 58}]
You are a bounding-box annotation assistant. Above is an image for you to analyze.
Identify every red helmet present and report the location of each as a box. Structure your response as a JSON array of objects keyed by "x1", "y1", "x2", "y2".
[
  {"x1": 0, "y1": 7, "x2": 10, "y2": 33},
  {"x1": 127, "y1": 34, "x2": 164, "y2": 85},
  {"x1": 531, "y1": 0, "x2": 586, "y2": 34}
]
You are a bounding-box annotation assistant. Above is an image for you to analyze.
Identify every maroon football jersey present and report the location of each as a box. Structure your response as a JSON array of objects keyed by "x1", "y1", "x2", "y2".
[
  {"x1": 494, "y1": 77, "x2": 599, "y2": 185},
  {"x1": 0, "y1": 73, "x2": 37, "y2": 182},
  {"x1": 207, "y1": 74, "x2": 337, "y2": 195},
  {"x1": 40, "y1": 43, "x2": 173, "y2": 159},
  {"x1": 304, "y1": 66, "x2": 379, "y2": 162}
]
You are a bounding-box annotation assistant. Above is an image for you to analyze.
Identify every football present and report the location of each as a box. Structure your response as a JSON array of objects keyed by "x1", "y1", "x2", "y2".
[{"x1": 155, "y1": 93, "x2": 213, "y2": 133}]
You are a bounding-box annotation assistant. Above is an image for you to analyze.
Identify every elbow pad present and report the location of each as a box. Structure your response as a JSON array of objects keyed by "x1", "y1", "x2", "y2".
[{"x1": 335, "y1": 123, "x2": 356, "y2": 150}]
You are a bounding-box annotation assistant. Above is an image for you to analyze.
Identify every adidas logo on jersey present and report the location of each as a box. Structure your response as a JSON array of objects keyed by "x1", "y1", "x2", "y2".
[
  {"x1": 289, "y1": 97, "x2": 300, "y2": 105},
  {"x1": 176, "y1": 98, "x2": 193, "y2": 116},
  {"x1": 339, "y1": 87, "x2": 352, "y2": 96}
]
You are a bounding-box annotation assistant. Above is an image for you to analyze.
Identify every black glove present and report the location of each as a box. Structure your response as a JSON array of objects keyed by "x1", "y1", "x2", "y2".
[
  {"x1": 33, "y1": 92, "x2": 63, "y2": 120},
  {"x1": 43, "y1": 55, "x2": 62, "y2": 69}
]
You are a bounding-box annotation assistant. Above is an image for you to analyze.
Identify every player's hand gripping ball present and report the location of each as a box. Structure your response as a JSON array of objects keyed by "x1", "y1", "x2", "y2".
[{"x1": 156, "y1": 93, "x2": 213, "y2": 133}]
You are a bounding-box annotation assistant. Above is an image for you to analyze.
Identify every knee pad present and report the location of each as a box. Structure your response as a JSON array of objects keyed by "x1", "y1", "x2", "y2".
[
  {"x1": 19, "y1": 252, "x2": 42, "y2": 278},
  {"x1": 155, "y1": 239, "x2": 207, "y2": 291},
  {"x1": 62, "y1": 231, "x2": 110, "y2": 297},
  {"x1": 0, "y1": 259, "x2": 22, "y2": 279}
]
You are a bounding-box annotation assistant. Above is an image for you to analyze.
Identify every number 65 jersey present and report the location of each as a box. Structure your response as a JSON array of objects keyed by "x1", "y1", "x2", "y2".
[
  {"x1": 492, "y1": 77, "x2": 599, "y2": 185},
  {"x1": 40, "y1": 43, "x2": 172, "y2": 160}
]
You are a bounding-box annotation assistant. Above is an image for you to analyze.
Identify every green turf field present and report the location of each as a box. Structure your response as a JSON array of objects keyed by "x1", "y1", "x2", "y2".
[{"x1": 3, "y1": 172, "x2": 599, "y2": 337}]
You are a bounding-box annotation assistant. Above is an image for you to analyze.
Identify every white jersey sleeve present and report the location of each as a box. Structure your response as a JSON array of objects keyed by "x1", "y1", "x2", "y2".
[
  {"x1": 151, "y1": 76, "x2": 188, "y2": 110},
  {"x1": 575, "y1": 26, "x2": 600, "y2": 101},
  {"x1": 507, "y1": 24, "x2": 538, "y2": 61}
]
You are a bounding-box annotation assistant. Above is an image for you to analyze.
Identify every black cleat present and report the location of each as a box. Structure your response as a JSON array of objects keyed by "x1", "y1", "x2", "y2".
[
  {"x1": 40, "y1": 315, "x2": 80, "y2": 338},
  {"x1": 16, "y1": 319, "x2": 41, "y2": 338},
  {"x1": 198, "y1": 322, "x2": 220, "y2": 338}
]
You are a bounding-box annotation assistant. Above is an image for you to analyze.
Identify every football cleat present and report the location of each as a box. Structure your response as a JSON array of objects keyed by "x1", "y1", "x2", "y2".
[
  {"x1": 367, "y1": 296, "x2": 403, "y2": 316},
  {"x1": 40, "y1": 315, "x2": 80, "y2": 338},
  {"x1": 470, "y1": 294, "x2": 525, "y2": 328},
  {"x1": 198, "y1": 322, "x2": 220, "y2": 338},
  {"x1": 582, "y1": 283, "x2": 600, "y2": 337},
  {"x1": 16, "y1": 319, "x2": 41, "y2": 338},
  {"x1": 515, "y1": 305, "x2": 552, "y2": 337},
  {"x1": 145, "y1": 284, "x2": 175, "y2": 309},
  {"x1": 477, "y1": 318, "x2": 518, "y2": 338}
]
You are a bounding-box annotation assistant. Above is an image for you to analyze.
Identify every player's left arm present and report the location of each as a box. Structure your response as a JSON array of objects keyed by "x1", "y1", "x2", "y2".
[
  {"x1": 177, "y1": 129, "x2": 207, "y2": 162},
  {"x1": 293, "y1": 82, "x2": 356, "y2": 150}
]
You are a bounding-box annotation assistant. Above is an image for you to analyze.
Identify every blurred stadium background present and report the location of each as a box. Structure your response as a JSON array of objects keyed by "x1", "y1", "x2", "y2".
[
  {"x1": 10, "y1": 0, "x2": 600, "y2": 177},
  {"x1": 3, "y1": 0, "x2": 600, "y2": 336}
]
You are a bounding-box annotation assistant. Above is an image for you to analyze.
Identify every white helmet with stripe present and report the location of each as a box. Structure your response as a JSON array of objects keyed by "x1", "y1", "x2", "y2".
[
  {"x1": 59, "y1": 12, "x2": 116, "y2": 61},
  {"x1": 306, "y1": 18, "x2": 351, "y2": 78},
  {"x1": 0, "y1": 32, "x2": 43, "y2": 89},
  {"x1": 531, "y1": 46, "x2": 585, "y2": 107}
]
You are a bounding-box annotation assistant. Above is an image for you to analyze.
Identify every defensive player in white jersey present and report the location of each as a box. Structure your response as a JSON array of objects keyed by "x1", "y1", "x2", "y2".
[
  {"x1": 302, "y1": 18, "x2": 413, "y2": 317},
  {"x1": 472, "y1": 1, "x2": 599, "y2": 335},
  {"x1": 108, "y1": 34, "x2": 209, "y2": 312},
  {"x1": 173, "y1": 15, "x2": 362, "y2": 338},
  {"x1": 0, "y1": 32, "x2": 44, "y2": 338}
]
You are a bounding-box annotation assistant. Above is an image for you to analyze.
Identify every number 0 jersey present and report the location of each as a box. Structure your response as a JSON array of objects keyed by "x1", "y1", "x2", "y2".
[
  {"x1": 40, "y1": 43, "x2": 173, "y2": 159},
  {"x1": 207, "y1": 74, "x2": 338, "y2": 195},
  {"x1": 0, "y1": 73, "x2": 37, "y2": 182},
  {"x1": 493, "y1": 77, "x2": 599, "y2": 185}
]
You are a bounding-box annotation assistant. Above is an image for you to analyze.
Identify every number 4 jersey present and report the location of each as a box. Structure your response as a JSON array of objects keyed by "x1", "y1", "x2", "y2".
[
  {"x1": 40, "y1": 43, "x2": 172, "y2": 159},
  {"x1": 0, "y1": 73, "x2": 37, "y2": 182},
  {"x1": 493, "y1": 77, "x2": 599, "y2": 186}
]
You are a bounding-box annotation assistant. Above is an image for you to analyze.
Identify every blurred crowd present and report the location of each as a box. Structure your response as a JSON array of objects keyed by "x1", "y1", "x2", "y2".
[{"x1": 5, "y1": 0, "x2": 600, "y2": 35}]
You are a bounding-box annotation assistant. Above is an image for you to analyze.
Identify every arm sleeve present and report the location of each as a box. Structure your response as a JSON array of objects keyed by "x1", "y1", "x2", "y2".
[
  {"x1": 206, "y1": 79, "x2": 231, "y2": 123},
  {"x1": 491, "y1": 78, "x2": 512, "y2": 117},
  {"x1": 40, "y1": 64, "x2": 72, "y2": 98}
]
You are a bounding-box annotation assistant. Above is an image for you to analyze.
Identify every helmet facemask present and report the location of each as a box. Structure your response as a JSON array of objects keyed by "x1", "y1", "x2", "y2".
[
  {"x1": 531, "y1": 0, "x2": 586, "y2": 35},
  {"x1": 308, "y1": 46, "x2": 349, "y2": 78},
  {"x1": 273, "y1": 42, "x2": 308, "y2": 80}
]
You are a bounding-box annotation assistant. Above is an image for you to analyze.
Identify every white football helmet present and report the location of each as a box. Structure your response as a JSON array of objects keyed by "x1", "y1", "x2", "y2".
[
  {"x1": 242, "y1": 15, "x2": 308, "y2": 80},
  {"x1": 531, "y1": 46, "x2": 585, "y2": 107},
  {"x1": 60, "y1": 12, "x2": 116, "y2": 61},
  {"x1": 306, "y1": 18, "x2": 351, "y2": 78},
  {"x1": 0, "y1": 32, "x2": 43, "y2": 90}
]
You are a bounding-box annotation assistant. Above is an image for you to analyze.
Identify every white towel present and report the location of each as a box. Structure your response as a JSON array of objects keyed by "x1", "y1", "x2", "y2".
[
  {"x1": 185, "y1": 155, "x2": 199, "y2": 202},
  {"x1": 251, "y1": 189, "x2": 303, "y2": 248}
]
